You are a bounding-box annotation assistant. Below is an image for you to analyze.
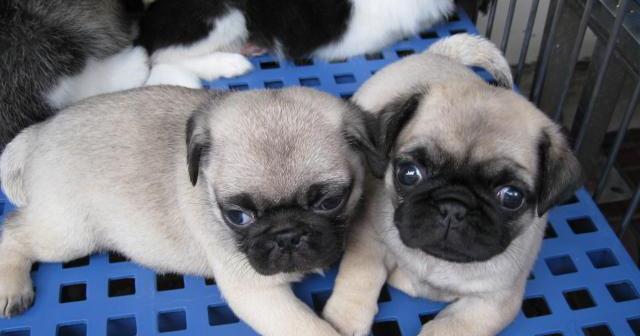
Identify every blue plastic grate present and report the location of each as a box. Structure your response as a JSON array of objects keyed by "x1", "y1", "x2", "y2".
[
  {"x1": 202, "y1": 9, "x2": 474, "y2": 95},
  {"x1": 1, "y1": 8, "x2": 640, "y2": 336}
]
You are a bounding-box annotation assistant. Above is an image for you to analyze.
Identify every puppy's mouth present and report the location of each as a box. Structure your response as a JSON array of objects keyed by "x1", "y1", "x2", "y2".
[
  {"x1": 229, "y1": 201, "x2": 351, "y2": 275},
  {"x1": 418, "y1": 240, "x2": 479, "y2": 263},
  {"x1": 245, "y1": 229, "x2": 344, "y2": 276},
  {"x1": 394, "y1": 197, "x2": 512, "y2": 263},
  {"x1": 398, "y1": 218, "x2": 481, "y2": 263}
]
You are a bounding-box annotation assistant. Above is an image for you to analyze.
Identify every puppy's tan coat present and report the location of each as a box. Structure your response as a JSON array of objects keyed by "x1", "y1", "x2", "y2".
[
  {"x1": 323, "y1": 34, "x2": 581, "y2": 336},
  {"x1": 0, "y1": 86, "x2": 379, "y2": 335}
]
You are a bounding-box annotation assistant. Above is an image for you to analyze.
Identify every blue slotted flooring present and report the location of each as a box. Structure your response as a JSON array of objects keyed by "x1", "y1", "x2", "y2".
[{"x1": 1, "y1": 8, "x2": 639, "y2": 336}]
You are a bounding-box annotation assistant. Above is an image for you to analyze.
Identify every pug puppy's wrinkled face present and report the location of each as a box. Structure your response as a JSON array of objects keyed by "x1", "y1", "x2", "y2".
[
  {"x1": 375, "y1": 83, "x2": 581, "y2": 263},
  {"x1": 392, "y1": 149, "x2": 531, "y2": 262},
  {"x1": 186, "y1": 88, "x2": 378, "y2": 275},
  {"x1": 217, "y1": 181, "x2": 352, "y2": 275}
]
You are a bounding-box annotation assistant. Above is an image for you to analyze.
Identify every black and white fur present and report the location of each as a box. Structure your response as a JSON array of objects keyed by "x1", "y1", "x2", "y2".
[
  {"x1": 137, "y1": 0, "x2": 455, "y2": 88},
  {"x1": 0, "y1": 0, "x2": 150, "y2": 149}
]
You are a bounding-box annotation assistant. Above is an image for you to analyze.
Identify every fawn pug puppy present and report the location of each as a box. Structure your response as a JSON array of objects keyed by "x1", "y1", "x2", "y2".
[
  {"x1": 323, "y1": 34, "x2": 582, "y2": 336},
  {"x1": 0, "y1": 86, "x2": 380, "y2": 335}
]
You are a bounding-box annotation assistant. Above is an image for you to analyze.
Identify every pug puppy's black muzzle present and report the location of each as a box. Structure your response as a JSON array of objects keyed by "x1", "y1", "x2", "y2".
[
  {"x1": 393, "y1": 184, "x2": 512, "y2": 263},
  {"x1": 236, "y1": 207, "x2": 346, "y2": 275}
]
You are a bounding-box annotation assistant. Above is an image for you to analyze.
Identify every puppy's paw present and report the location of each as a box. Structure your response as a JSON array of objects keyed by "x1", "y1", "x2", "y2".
[
  {"x1": 387, "y1": 268, "x2": 417, "y2": 297},
  {"x1": 322, "y1": 294, "x2": 377, "y2": 336},
  {"x1": 0, "y1": 270, "x2": 34, "y2": 318},
  {"x1": 419, "y1": 318, "x2": 473, "y2": 336},
  {"x1": 210, "y1": 53, "x2": 253, "y2": 79},
  {"x1": 101, "y1": 46, "x2": 150, "y2": 91},
  {"x1": 172, "y1": 52, "x2": 253, "y2": 81},
  {"x1": 419, "y1": 320, "x2": 450, "y2": 336},
  {"x1": 146, "y1": 64, "x2": 202, "y2": 89},
  {"x1": 114, "y1": 46, "x2": 151, "y2": 88}
]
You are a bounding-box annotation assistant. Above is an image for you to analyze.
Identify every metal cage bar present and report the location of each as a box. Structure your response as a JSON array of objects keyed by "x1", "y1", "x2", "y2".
[
  {"x1": 531, "y1": 0, "x2": 566, "y2": 105},
  {"x1": 500, "y1": 0, "x2": 517, "y2": 53},
  {"x1": 484, "y1": 0, "x2": 498, "y2": 38},
  {"x1": 552, "y1": 0, "x2": 596, "y2": 122},
  {"x1": 514, "y1": 0, "x2": 540, "y2": 86},
  {"x1": 509, "y1": 0, "x2": 639, "y2": 238},
  {"x1": 594, "y1": 78, "x2": 640, "y2": 201},
  {"x1": 574, "y1": 0, "x2": 631, "y2": 152},
  {"x1": 621, "y1": 183, "x2": 640, "y2": 235}
]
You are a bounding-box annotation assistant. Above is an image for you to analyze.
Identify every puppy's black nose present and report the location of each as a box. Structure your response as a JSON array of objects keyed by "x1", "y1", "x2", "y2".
[
  {"x1": 438, "y1": 202, "x2": 467, "y2": 222},
  {"x1": 275, "y1": 230, "x2": 307, "y2": 251}
]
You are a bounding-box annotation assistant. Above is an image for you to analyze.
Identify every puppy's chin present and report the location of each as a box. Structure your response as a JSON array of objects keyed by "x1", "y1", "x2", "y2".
[
  {"x1": 247, "y1": 237, "x2": 343, "y2": 276},
  {"x1": 393, "y1": 188, "x2": 514, "y2": 263},
  {"x1": 239, "y1": 211, "x2": 346, "y2": 276}
]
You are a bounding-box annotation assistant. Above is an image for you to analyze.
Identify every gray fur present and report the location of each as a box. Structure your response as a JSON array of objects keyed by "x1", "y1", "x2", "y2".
[{"x1": 0, "y1": 0, "x2": 137, "y2": 148}]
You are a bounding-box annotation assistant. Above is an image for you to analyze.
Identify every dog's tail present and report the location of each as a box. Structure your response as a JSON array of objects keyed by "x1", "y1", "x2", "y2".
[
  {"x1": 0, "y1": 128, "x2": 35, "y2": 207},
  {"x1": 426, "y1": 33, "x2": 513, "y2": 89}
]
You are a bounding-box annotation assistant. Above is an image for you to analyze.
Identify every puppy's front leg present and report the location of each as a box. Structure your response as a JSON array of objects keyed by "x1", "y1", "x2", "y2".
[
  {"x1": 219, "y1": 280, "x2": 339, "y2": 336},
  {"x1": 419, "y1": 286, "x2": 524, "y2": 336},
  {"x1": 0, "y1": 236, "x2": 33, "y2": 317},
  {"x1": 322, "y1": 221, "x2": 389, "y2": 336}
]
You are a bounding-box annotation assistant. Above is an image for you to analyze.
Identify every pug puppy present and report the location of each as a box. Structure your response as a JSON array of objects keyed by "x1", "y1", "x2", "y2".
[
  {"x1": 0, "y1": 86, "x2": 379, "y2": 335},
  {"x1": 322, "y1": 34, "x2": 582, "y2": 336}
]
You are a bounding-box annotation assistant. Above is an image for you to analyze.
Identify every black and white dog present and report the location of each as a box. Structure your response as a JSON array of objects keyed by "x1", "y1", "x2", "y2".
[
  {"x1": 137, "y1": 0, "x2": 456, "y2": 88},
  {"x1": 0, "y1": 0, "x2": 151, "y2": 149}
]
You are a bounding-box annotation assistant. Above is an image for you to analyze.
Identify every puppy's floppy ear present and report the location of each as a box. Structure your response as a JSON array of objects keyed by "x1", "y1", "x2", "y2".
[
  {"x1": 536, "y1": 127, "x2": 583, "y2": 216},
  {"x1": 342, "y1": 103, "x2": 387, "y2": 178},
  {"x1": 185, "y1": 108, "x2": 211, "y2": 186},
  {"x1": 377, "y1": 91, "x2": 424, "y2": 157}
]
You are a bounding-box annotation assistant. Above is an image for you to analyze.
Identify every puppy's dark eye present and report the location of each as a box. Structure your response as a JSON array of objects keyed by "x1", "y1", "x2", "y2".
[
  {"x1": 396, "y1": 162, "x2": 423, "y2": 186},
  {"x1": 496, "y1": 186, "x2": 524, "y2": 210},
  {"x1": 315, "y1": 194, "x2": 346, "y2": 212},
  {"x1": 223, "y1": 209, "x2": 255, "y2": 226}
]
